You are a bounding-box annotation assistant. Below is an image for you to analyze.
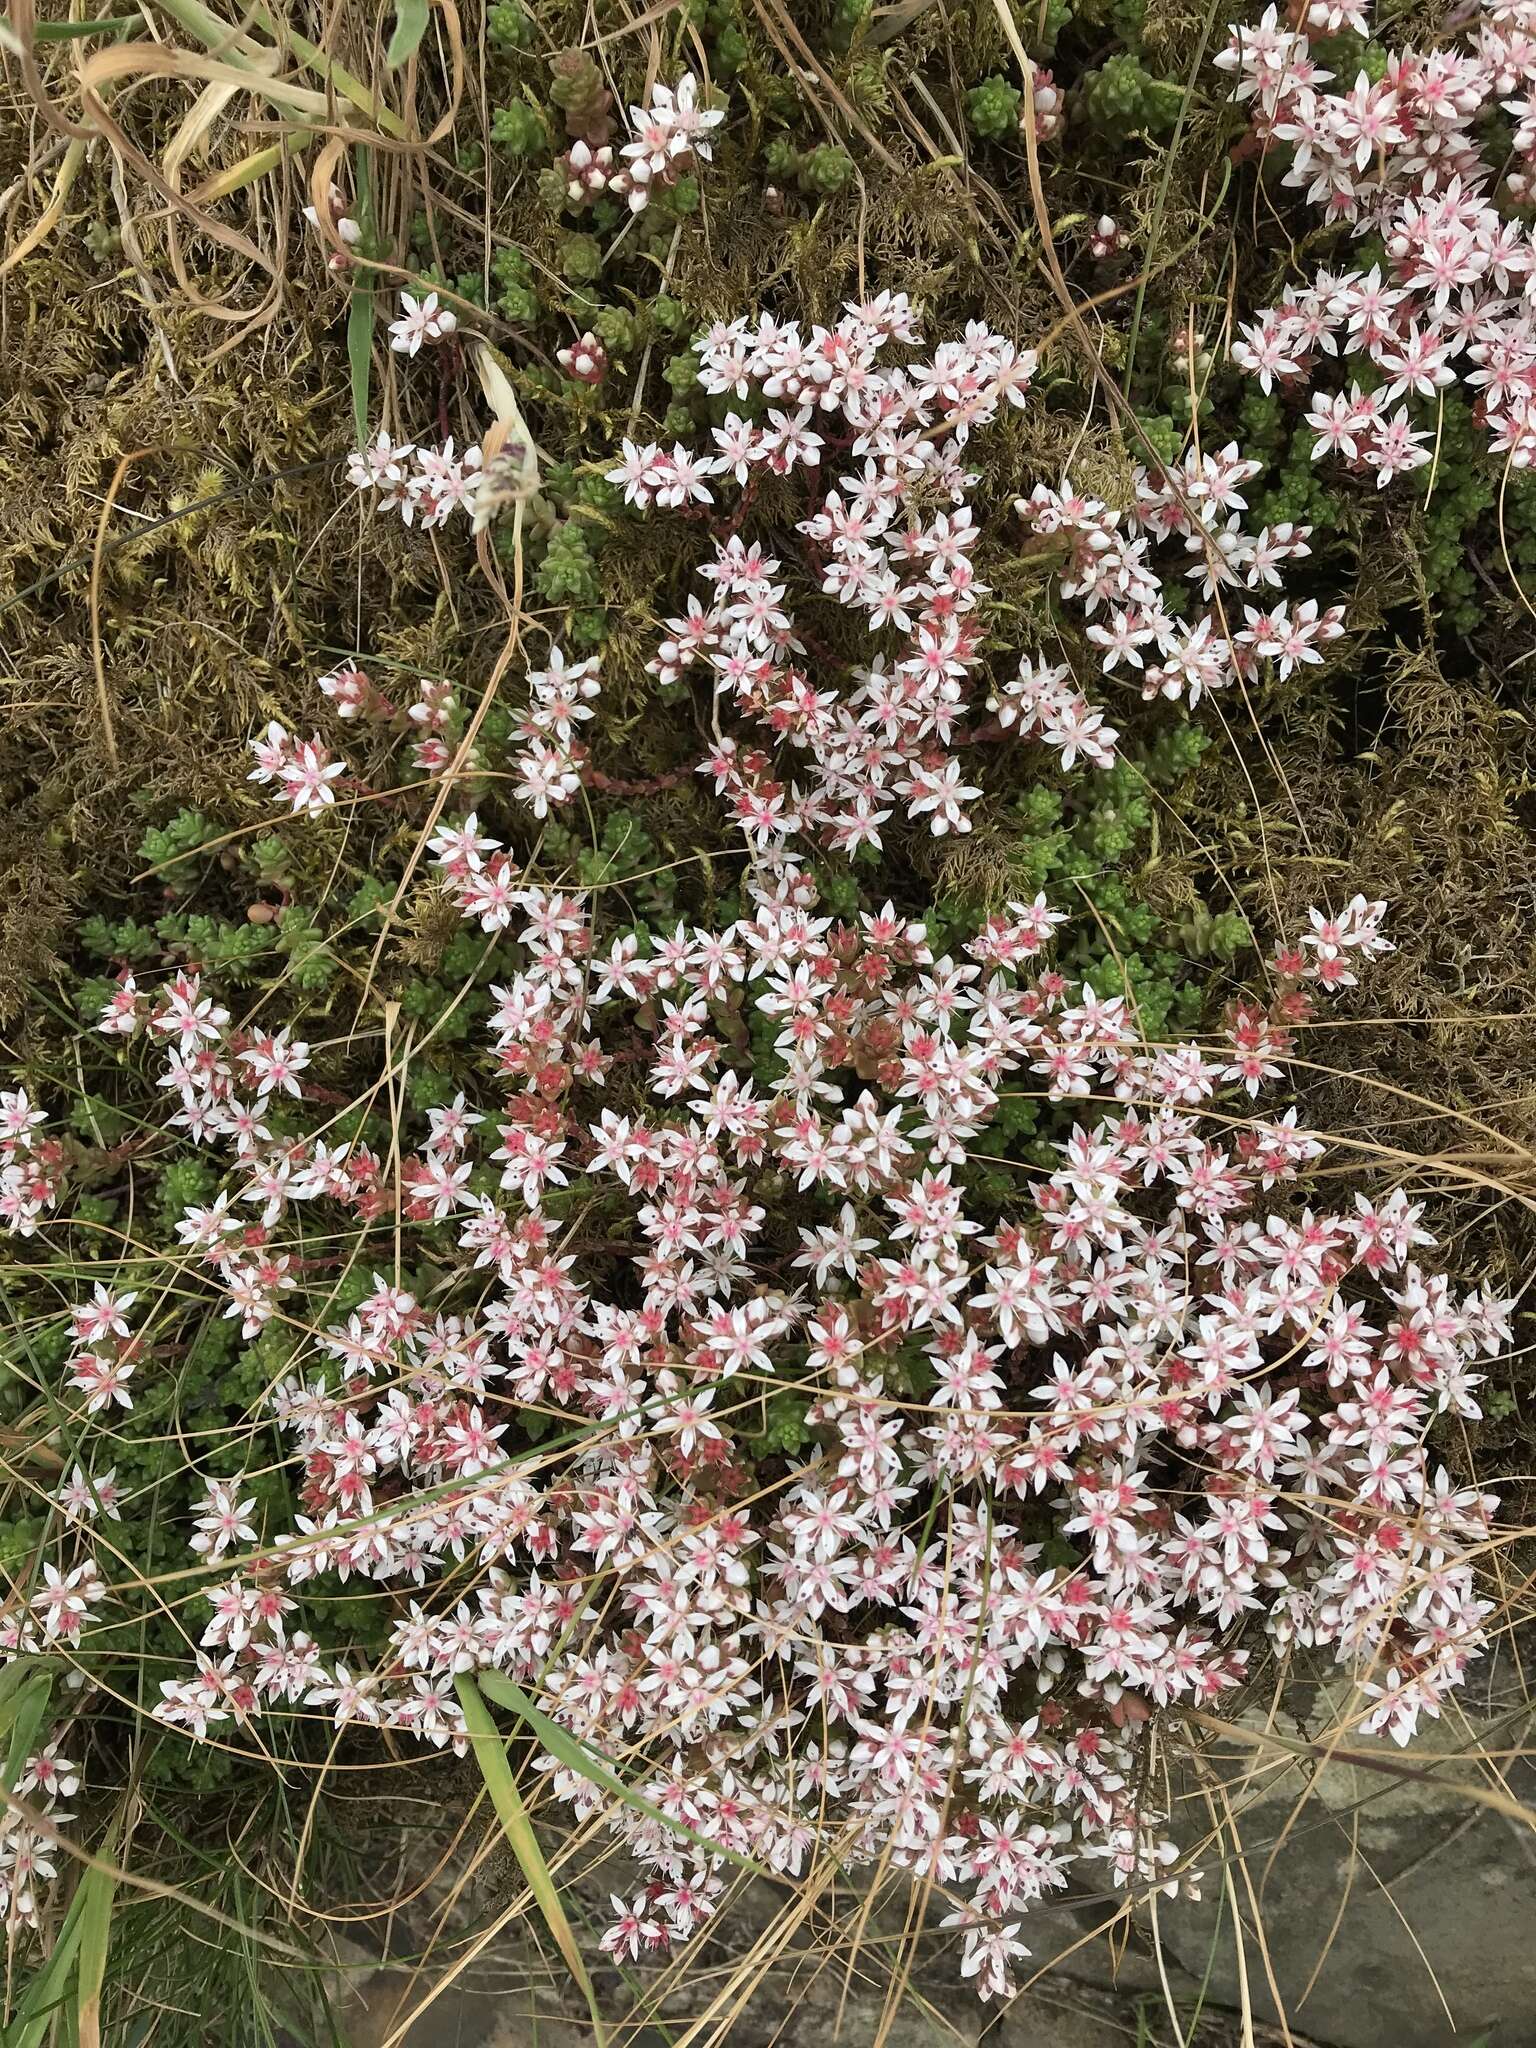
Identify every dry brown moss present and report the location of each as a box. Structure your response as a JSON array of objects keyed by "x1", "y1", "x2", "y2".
[
  {"x1": 0, "y1": 207, "x2": 509, "y2": 1021},
  {"x1": 1189, "y1": 646, "x2": 1536, "y2": 1493}
]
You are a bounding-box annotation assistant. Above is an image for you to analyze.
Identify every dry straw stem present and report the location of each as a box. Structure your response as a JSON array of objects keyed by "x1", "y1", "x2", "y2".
[
  {"x1": 0, "y1": 133, "x2": 85, "y2": 277},
  {"x1": 87, "y1": 446, "x2": 154, "y2": 773},
  {"x1": 9, "y1": 0, "x2": 281, "y2": 324},
  {"x1": 1184, "y1": 1709, "x2": 1536, "y2": 1831},
  {"x1": 5, "y1": 0, "x2": 461, "y2": 363}
]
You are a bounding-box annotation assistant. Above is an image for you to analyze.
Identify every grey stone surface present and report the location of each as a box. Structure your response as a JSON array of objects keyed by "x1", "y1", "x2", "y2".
[
  {"x1": 327, "y1": 1683, "x2": 1535, "y2": 2048},
  {"x1": 332, "y1": 1901, "x2": 1211, "y2": 2048},
  {"x1": 1148, "y1": 1688, "x2": 1536, "y2": 2048}
]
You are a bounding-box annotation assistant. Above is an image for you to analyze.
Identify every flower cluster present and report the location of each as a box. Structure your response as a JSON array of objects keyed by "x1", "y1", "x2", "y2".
[
  {"x1": 345, "y1": 423, "x2": 483, "y2": 533},
  {"x1": 249, "y1": 647, "x2": 573, "y2": 813},
  {"x1": 1222, "y1": 0, "x2": 1536, "y2": 474},
  {"x1": 1029, "y1": 68, "x2": 1066, "y2": 141},
  {"x1": 1019, "y1": 468, "x2": 1343, "y2": 702},
  {"x1": 341, "y1": 288, "x2": 484, "y2": 531},
  {"x1": 614, "y1": 73, "x2": 725, "y2": 215},
  {"x1": 0, "y1": 1744, "x2": 80, "y2": 1929},
  {"x1": 11, "y1": 305, "x2": 1503, "y2": 1994},
  {"x1": 247, "y1": 722, "x2": 348, "y2": 817},
  {"x1": 553, "y1": 72, "x2": 724, "y2": 216},
  {"x1": 598, "y1": 298, "x2": 1332, "y2": 847},
  {"x1": 388, "y1": 289, "x2": 458, "y2": 358},
  {"x1": 259, "y1": 663, "x2": 470, "y2": 782},
  {"x1": 0, "y1": 1535, "x2": 97, "y2": 1932},
  {"x1": 301, "y1": 178, "x2": 361, "y2": 267},
  {"x1": 0, "y1": 1087, "x2": 60, "y2": 1238},
  {"x1": 557, "y1": 330, "x2": 608, "y2": 385},
  {"x1": 34, "y1": 625, "x2": 1500, "y2": 1993}
]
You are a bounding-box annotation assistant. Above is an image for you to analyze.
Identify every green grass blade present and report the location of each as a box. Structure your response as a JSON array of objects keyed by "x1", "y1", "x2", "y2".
[
  {"x1": 75, "y1": 1829, "x2": 119, "y2": 2048},
  {"x1": 0, "y1": 1654, "x2": 46, "y2": 1717},
  {"x1": 347, "y1": 279, "x2": 374, "y2": 448},
  {"x1": 8, "y1": 1886, "x2": 87, "y2": 2048},
  {"x1": 454, "y1": 1674, "x2": 607, "y2": 2046},
  {"x1": 2, "y1": 1667, "x2": 55, "y2": 1796},
  {"x1": 476, "y1": 1669, "x2": 768, "y2": 1879},
  {"x1": 385, "y1": 0, "x2": 430, "y2": 69},
  {"x1": 33, "y1": 17, "x2": 135, "y2": 38}
]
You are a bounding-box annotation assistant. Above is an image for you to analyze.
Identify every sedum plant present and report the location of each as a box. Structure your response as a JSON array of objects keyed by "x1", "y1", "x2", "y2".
[
  {"x1": 1224, "y1": 0, "x2": 1536, "y2": 479},
  {"x1": 0, "y1": 293, "x2": 1509, "y2": 2008}
]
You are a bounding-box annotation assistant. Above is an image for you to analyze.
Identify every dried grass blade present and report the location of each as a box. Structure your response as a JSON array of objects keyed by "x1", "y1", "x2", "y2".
[
  {"x1": 76, "y1": 43, "x2": 331, "y2": 120},
  {"x1": 163, "y1": 75, "x2": 243, "y2": 179},
  {"x1": 244, "y1": 0, "x2": 408, "y2": 136},
  {"x1": 0, "y1": 135, "x2": 86, "y2": 278},
  {"x1": 185, "y1": 140, "x2": 288, "y2": 203}
]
